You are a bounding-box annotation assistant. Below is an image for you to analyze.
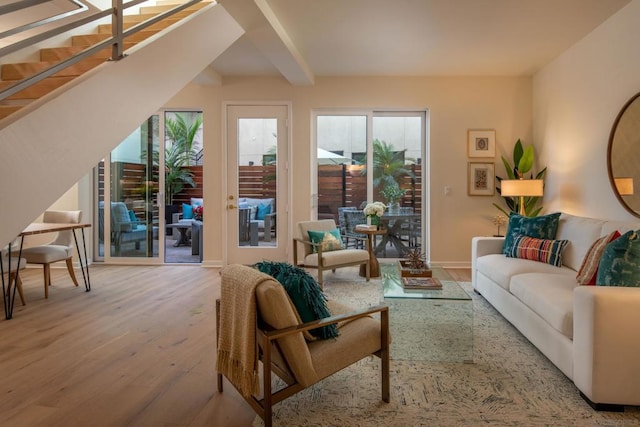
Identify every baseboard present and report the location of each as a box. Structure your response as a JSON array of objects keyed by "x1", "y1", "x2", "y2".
[{"x1": 579, "y1": 392, "x2": 624, "y2": 412}]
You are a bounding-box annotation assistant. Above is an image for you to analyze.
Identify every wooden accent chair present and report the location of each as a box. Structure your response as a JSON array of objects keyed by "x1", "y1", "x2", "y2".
[
  {"x1": 216, "y1": 264, "x2": 390, "y2": 427},
  {"x1": 293, "y1": 219, "x2": 370, "y2": 288},
  {"x1": 20, "y1": 210, "x2": 81, "y2": 298}
]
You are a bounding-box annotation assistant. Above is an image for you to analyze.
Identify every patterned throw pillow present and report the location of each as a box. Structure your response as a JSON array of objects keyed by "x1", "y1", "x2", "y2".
[
  {"x1": 596, "y1": 230, "x2": 640, "y2": 287},
  {"x1": 506, "y1": 234, "x2": 569, "y2": 267},
  {"x1": 502, "y1": 212, "x2": 561, "y2": 255},
  {"x1": 308, "y1": 229, "x2": 344, "y2": 253},
  {"x1": 576, "y1": 231, "x2": 621, "y2": 285}
]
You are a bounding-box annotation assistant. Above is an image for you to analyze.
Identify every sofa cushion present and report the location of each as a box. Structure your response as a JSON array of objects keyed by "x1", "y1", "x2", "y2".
[
  {"x1": 503, "y1": 212, "x2": 561, "y2": 255},
  {"x1": 182, "y1": 203, "x2": 194, "y2": 219},
  {"x1": 256, "y1": 202, "x2": 272, "y2": 220},
  {"x1": 576, "y1": 231, "x2": 621, "y2": 285},
  {"x1": 507, "y1": 235, "x2": 569, "y2": 267},
  {"x1": 476, "y1": 253, "x2": 574, "y2": 291},
  {"x1": 555, "y1": 213, "x2": 606, "y2": 271},
  {"x1": 596, "y1": 230, "x2": 640, "y2": 287},
  {"x1": 509, "y1": 273, "x2": 577, "y2": 339}
]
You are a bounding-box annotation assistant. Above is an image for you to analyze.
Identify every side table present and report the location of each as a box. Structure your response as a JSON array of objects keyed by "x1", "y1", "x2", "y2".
[{"x1": 357, "y1": 227, "x2": 387, "y2": 278}]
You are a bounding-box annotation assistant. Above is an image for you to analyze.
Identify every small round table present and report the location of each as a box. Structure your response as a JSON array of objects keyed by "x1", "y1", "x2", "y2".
[{"x1": 357, "y1": 227, "x2": 387, "y2": 278}]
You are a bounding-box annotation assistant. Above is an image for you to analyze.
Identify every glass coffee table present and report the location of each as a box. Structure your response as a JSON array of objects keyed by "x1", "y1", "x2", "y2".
[{"x1": 380, "y1": 262, "x2": 473, "y2": 363}]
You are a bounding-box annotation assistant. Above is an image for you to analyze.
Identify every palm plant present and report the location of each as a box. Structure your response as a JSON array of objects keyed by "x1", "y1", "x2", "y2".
[
  {"x1": 165, "y1": 112, "x2": 203, "y2": 166},
  {"x1": 365, "y1": 139, "x2": 415, "y2": 204},
  {"x1": 494, "y1": 139, "x2": 547, "y2": 217},
  {"x1": 164, "y1": 143, "x2": 196, "y2": 205},
  {"x1": 163, "y1": 112, "x2": 202, "y2": 204}
]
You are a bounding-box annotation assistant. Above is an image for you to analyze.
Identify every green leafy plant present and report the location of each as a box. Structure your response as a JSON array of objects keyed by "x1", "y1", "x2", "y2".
[
  {"x1": 371, "y1": 139, "x2": 415, "y2": 190},
  {"x1": 380, "y1": 183, "x2": 406, "y2": 204},
  {"x1": 163, "y1": 112, "x2": 202, "y2": 205},
  {"x1": 494, "y1": 139, "x2": 547, "y2": 217}
]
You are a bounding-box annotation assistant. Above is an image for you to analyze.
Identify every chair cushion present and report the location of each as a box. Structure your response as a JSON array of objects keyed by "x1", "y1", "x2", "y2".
[
  {"x1": 254, "y1": 261, "x2": 339, "y2": 340},
  {"x1": 255, "y1": 279, "x2": 318, "y2": 387},
  {"x1": 21, "y1": 245, "x2": 71, "y2": 263},
  {"x1": 308, "y1": 228, "x2": 344, "y2": 252},
  {"x1": 304, "y1": 248, "x2": 369, "y2": 268},
  {"x1": 308, "y1": 315, "x2": 382, "y2": 381}
]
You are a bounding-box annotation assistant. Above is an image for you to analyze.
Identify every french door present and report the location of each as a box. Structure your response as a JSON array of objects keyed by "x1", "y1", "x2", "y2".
[{"x1": 225, "y1": 104, "x2": 289, "y2": 264}]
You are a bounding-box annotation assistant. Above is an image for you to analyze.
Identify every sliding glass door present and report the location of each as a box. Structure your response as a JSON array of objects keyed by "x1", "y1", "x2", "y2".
[
  {"x1": 97, "y1": 116, "x2": 162, "y2": 262},
  {"x1": 315, "y1": 111, "x2": 426, "y2": 259}
]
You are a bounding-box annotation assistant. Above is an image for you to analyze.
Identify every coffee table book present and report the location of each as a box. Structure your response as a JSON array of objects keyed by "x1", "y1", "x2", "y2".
[{"x1": 402, "y1": 277, "x2": 443, "y2": 290}]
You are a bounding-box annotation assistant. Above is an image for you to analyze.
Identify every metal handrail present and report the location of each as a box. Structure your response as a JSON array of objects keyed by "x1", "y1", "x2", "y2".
[{"x1": 0, "y1": 0, "x2": 205, "y2": 102}]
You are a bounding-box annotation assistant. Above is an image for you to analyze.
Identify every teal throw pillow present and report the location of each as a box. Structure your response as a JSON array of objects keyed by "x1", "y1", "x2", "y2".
[
  {"x1": 506, "y1": 234, "x2": 569, "y2": 267},
  {"x1": 254, "y1": 261, "x2": 339, "y2": 340},
  {"x1": 182, "y1": 203, "x2": 194, "y2": 219},
  {"x1": 502, "y1": 212, "x2": 561, "y2": 255},
  {"x1": 256, "y1": 203, "x2": 271, "y2": 220},
  {"x1": 308, "y1": 228, "x2": 344, "y2": 253},
  {"x1": 128, "y1": 210, "x2": 137, "y2": 223},
  {"x1": 596, "y1": 230, "x2": 640, "y2": 287}
]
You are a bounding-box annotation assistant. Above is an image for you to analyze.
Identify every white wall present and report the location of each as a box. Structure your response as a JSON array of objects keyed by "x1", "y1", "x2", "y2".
[
  {"x1": 167, "y1": 75, "x2": 532, "y2": 266},
  {"x1": 533, "y1": 0, "x2": 640, "y2": 221}
]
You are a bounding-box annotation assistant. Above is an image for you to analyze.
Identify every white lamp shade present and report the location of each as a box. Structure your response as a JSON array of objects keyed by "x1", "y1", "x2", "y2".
[
  {"x1": 501, "y1": 179, "x2": 544, "y2": 197},
  {"x1": 614, "y1": 177, "x2": 634, "y2": 196}
]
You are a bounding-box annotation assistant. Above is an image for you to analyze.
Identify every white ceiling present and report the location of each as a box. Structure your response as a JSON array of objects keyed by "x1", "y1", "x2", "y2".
[{"x1": 212, "y1": 0, "x2": 631, "y2": 83}]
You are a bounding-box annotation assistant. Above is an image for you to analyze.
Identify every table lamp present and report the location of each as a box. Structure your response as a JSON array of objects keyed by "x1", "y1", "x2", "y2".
[
  {"x1": 500, "y1": 179, "x2": 544, "y2": 216},
  {"x1": 614, "y1": 177, "x2": 634, "y2": 196}
]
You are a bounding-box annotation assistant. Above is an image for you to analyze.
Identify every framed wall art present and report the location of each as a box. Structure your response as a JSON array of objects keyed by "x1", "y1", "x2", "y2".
[
  {"x1": 468, "y1": 162, "x2": 495, "y2": 196},
  {"x1": 467, "y1": 129, "x2": 496, "y2": 158}
]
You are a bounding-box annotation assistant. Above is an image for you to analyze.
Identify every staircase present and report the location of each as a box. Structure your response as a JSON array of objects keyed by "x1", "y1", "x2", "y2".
[
  {"x1": 0, "y1": 1, "x2": 244, "y2": 247},
  {"x1": 0, "y1": 1, "x2": 212, "y2": 121}
]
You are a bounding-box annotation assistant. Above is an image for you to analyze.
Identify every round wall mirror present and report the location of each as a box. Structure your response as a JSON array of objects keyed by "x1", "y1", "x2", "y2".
[{"x1": 607, "y1": 92, "x2": 640, "y2": 218}]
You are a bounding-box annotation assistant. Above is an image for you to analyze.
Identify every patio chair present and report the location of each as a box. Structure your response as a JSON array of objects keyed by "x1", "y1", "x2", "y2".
[
  {"x1": 216, "y1": 264, "x2": 390, "y2": 427},
  {"x1": 342, "y1": 209, "x2": 367, "y2": 249},
  {"x1": 293, "y1": 219, "x2": 370, "y2": 288}
]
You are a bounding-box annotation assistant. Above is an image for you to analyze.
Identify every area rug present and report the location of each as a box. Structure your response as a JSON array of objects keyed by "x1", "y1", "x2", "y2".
[{"x1": 253, "y1": 270, "x2": 640, "y2": 426}]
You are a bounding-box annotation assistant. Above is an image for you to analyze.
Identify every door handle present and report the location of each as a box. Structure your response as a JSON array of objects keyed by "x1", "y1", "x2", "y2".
[{"x1": 228, "y1": 204, "x2": 237, "y2": 210}]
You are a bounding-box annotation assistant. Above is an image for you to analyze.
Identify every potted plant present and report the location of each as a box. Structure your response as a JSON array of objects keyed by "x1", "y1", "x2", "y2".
[
  {"x1": 494, "y1": 139, "x2": 547, "y2": 217},
  {"x1": 381, "y1": 183, "x2": 406, "y2": 212}
]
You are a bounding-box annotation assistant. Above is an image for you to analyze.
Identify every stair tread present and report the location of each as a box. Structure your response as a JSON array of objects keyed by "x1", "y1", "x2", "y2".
[
  {"x1": 2, "y1": 58, "x2": 106, "y2": 80},
  {"x1": 0, "y1": 0, "x2": 212, "y2": 119}
]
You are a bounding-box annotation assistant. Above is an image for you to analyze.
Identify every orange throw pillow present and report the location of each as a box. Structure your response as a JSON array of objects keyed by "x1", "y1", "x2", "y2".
[{"x1": 576, "y1": 231, "x2": 621, "y2": 285}]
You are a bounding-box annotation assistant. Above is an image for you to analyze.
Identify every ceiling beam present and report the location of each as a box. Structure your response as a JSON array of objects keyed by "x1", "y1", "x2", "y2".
[{"x1": 218, "y1": 0, "x2": 314, "y2": 85}]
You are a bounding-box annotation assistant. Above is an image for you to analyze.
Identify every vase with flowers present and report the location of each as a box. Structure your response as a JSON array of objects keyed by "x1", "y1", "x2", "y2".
[{"x1": 363, "y1": 201, "x2": 386, "y2": 229}]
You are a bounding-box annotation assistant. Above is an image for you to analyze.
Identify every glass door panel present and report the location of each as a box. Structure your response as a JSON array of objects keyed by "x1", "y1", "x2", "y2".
[
  {"x1": 372, "y1": 113, "x2": 424, "y2": 258},
  {"x1": 98, "y1": 116, "x2": 161, "y2": 261},
  {"x1": 226, "y1": 105, "x2": 288, "y2": 265}
]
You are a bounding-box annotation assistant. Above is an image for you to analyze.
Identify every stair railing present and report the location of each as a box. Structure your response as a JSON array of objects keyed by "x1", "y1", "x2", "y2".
[{"x1": 0, "y1": 0, "x2": 206, "y2": 102}]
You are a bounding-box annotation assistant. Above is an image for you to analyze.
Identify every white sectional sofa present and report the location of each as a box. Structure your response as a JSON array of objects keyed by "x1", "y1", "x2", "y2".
[{"x1": 472, "y1": 212, "x2": 640, "y2": 410}]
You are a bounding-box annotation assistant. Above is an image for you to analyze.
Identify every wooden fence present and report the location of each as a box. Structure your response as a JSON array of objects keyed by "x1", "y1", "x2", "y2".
[{"x1": 104, "y1": 163, "x2": 422, "y2": 223}]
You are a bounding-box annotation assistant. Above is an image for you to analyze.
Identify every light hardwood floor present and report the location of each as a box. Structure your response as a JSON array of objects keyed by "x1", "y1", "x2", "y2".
[{"x1": 0, "y1": 264, "x2": 470, "y2": 426}]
